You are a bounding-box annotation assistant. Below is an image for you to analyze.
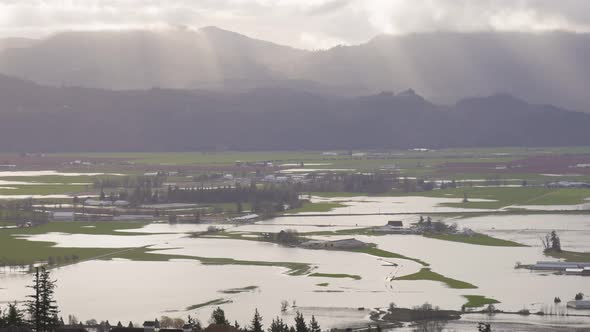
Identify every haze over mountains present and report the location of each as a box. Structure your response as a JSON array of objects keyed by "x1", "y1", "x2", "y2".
[
  {"x1": 1, "y1": 27, "x2": 590, "y2": 111},
  {"x1": 2, "y1": 27, "x2": 590, "y2": 152},
  {"x1": 1, "y1": 74, "x2": 590, "y2": 152}
]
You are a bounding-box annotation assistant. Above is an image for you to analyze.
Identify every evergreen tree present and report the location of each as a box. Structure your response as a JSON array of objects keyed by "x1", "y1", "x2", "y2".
[
  {"x1": 550, "y1": 230, "x2": 562, "y2": 252},
  {"x1": 250, "y1": 309, "x2": 263, "y2": 332},
  {"x1": 211, "y1": 307, "x2": 229, "y2": 325},
  {"x1": 26, "y1": 267, "x2": 59, "y2": 332},
  {"x1": 128, "y1": 322, "x2": 134, "y2": 328},
  {"x1": 308, "y1": 316, "x2": 320, "y2": 332},
  {"x1": 294, "y1": 312, "x2": 307, "y2": 332},
  {"x1": 269, "y1": 317, "x2": 288, "y2": 332},
  {"x1": 6, "y1": 302, "x2": 25, "y2": 327}
]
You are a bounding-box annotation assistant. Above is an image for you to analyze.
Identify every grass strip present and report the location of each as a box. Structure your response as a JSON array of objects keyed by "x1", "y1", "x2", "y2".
[
  {"x1": 309, "y1": 273, "x2": 361, "y2": 280},
  {"x1": 424, "y1": 233, "x2": 526, "y2": 247},
  {"x1": 352, "y1": 246, "x2": 429, "y2": 266},
  {"x1": 219, "y1": 286, "x2": 258, "y2": 294},
  {"x1": 186, "y1": 298, "x2": 232, "y2": 310}
]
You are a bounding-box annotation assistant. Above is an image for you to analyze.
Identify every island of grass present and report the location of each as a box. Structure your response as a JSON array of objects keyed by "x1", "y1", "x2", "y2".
[
  {"x1": 544, "y1": 249, "x2": 590, "y2": 263},
  {"x1": 424, "y1": 233, "x2": 526, "y2": 247},
  {"x1": 219, "y1": 286, "x2": 258, "y2": 294},
  {"x1": 352, "y1": 246, "x2": 429, "y2": 266},
  {"x1": 309, "y1": 273, "x2": 361, "y2": 280},
  {"x1": 316, "y1": 283, "x2": 329, "y2": 287},
  {"x1": 186, "y1": 298, "x2": 232, "y2": 310},
  {"x1": 462, "y1": 295, "x2": 500, "y2": 308},
  {"x1": 396, "y1": 268, "x2": 477, "y2": 289}
]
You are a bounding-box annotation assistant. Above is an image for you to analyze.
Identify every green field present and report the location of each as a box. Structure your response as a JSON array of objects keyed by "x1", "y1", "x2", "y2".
[
  {"x1": 396, "y1": 268, "x2": 477, "y2": 289},
  {"x1": 462, "y1": 295, "x2": 500, "y2": 308},
  {"x1": 58, "y1": 152, "x2": 327, "y2": 166},
  {"x1": 425, "y1": 233, "x2": 526, "y2": 247},
  {"x1": 0, "y1": 184, "x2": 90, "y2": 196}
]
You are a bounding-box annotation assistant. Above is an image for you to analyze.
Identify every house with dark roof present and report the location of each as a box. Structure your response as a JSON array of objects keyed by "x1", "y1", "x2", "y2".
[{"x1": 143, "y1": 321, "x2": 157, "y2": 332}]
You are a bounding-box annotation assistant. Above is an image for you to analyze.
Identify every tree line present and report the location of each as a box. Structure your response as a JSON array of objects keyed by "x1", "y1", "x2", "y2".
[
  {"x1": 0, "y1": 199, "x2": 49, "y2": 226},
  {"x1": 209, "y1": 307, "x2": 321, "y2": 332}
]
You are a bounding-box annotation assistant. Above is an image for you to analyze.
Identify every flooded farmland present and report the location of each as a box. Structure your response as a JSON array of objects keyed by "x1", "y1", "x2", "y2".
[{"x1": 1, "y1": 195, "x2": 589, "y2": 330}]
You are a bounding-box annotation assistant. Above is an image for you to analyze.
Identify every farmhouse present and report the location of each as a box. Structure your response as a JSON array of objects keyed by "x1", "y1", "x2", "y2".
[{"x1": 374, "y1": 220, "x2": 416, "y2": 234}]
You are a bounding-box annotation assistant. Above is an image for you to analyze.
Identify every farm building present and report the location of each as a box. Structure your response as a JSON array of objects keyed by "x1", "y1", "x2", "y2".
[
  {"x1": 567, "y1": 300, "x2": 590, "y2": 309},
  {"x1": 387, "y1": 220, "x2": 403, "y2": 227},
  {"x1": 374, "y1": 220, "x2": 416, "y2": 234},
  {"x1": 231, "y1": 214, "x2": 259, "y2": 222},
  {"x1": 529, "y1": 261, "x2": 590, "y2": 271}
]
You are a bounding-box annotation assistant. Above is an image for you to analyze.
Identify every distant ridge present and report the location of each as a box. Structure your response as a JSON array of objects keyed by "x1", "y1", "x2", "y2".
[{"x1": 0, "y1": 75, "x2": 589, "y2": 152}]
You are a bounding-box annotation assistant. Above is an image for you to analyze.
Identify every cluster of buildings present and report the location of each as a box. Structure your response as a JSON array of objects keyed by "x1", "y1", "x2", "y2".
[{"x1": 528, "y1": 261, "x2": 590, "y2": 275}]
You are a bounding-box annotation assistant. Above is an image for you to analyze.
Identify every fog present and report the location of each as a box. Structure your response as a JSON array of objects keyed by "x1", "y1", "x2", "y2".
[{"x1": 1, "y1": 0, "x2": 590, "y2": 49}]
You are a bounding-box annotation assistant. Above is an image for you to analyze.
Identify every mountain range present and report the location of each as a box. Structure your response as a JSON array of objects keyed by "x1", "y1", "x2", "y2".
[
  {"x1": 1, "y1": 74, "x2": 589, "y2": 152},
  {"x1": 1, "y1": 27, "x2": 590, "y2": 111}
]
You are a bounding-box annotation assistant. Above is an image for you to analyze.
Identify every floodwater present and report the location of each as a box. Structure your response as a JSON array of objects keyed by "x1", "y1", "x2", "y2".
[
  {"x1": 453, "y1": 214, "x2": 590, "y2": 251},
  {"x1": 1, "y1": 197, "x2": 590, "y2": 329},
  {"x1": 295, "y1": 196, "x2": 496, "y2": 214}
]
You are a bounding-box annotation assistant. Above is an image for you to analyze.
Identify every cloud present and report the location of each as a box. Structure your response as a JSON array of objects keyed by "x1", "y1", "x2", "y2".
[{"x1": 0, "y1": 0, "x2": 589, "y2": 49}]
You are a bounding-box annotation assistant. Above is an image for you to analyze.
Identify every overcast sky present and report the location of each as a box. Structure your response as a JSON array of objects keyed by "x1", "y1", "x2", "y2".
[{"x1": 1, "y1": 0, "x2": 589, "y2": 49}]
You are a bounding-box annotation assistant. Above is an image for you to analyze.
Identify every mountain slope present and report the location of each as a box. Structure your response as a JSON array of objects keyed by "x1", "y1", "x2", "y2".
[
  {"x1": 0, "y1": 75, "x2": 589, "y2": 152},
  {"x1": 3, "y1": 29, "x2": 590, "y2": 110},
  {"x1": 0, "y1": 28, "x2": 306, "y2": 89}
]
